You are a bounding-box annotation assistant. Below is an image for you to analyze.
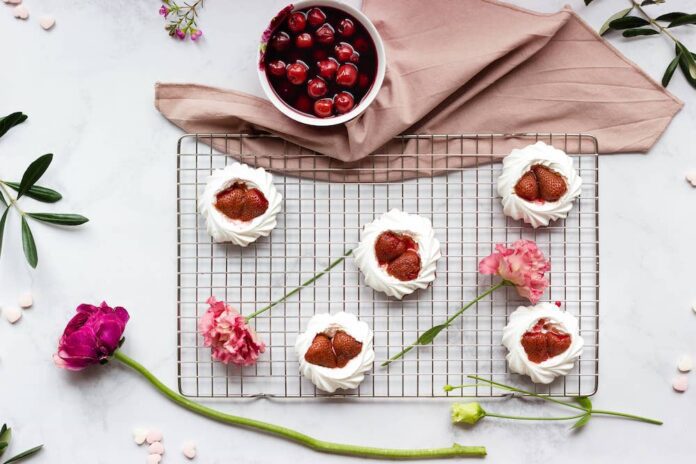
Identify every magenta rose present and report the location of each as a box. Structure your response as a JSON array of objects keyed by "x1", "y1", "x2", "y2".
[{"x1": 53, "y1": 302, "x2": 130, "y2": 371}]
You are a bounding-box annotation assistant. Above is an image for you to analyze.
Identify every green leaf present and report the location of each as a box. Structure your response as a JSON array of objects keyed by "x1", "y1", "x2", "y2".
[
  {"x1": 17, "y1": 154, "x2": 53, "y2": 199},
  {"x1": 668, "y1": 13, "x2": 696, "y2": 28},
  {"x1": 0, "y1": 112, "x2": 27, "y2": 139},
  {"x1": 622, "y1": 27, "x2": 659, "y2": 37},
  {"x1": 584, "y1": 0, "x2": 594, "y2": 5},
  {"x1": 27, "y1": 213, "x2": 88, "y2": 226},
  {"x1": 2, "y1": 182, "x2": 62, "y2": 203},
  {"x1": 21, "y1": 217, "x2": 37, "y2": 268},
  {"x1": 676, "y1": 43, "x2": 696, "y2": 86},
  {"x1": 416, "y1": 324, "x2": 449, "y2": 345},
  {"x1": 0, "y1": 425, "x2": 10, "y2": 458},
  {"x1": 0, "y1": 208, "x2": 9, "y2": 260},
  {"x1": 641, "y1": 0, "x2": 664, "y2": 5},
  {"x1": 0, "y1": 189, "x2": 6, "y2": 208},
  {"x1": 599, "y1": 7, "x2": 633, "y2": 35},
  {"x1": 3, "y1": 444, "x2": 43, "y2": 464},
  {"x1": 609, "y1": 16, "x2": 650, "y2": 30},
  {"x1": 656, "y1": 12, "x2": 687, "y2": 22},
  {"x1": 662, "y1": 53, "x2": 681, "y2": 86},
  {"x1": 572, "y1": 414, "x2": 591, "y2": 429},
  {"x1": 575, "y1": 396, "x2": 593, "y2": 410}
]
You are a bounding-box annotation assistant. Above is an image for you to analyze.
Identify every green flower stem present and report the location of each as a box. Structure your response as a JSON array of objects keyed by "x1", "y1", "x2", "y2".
[
  {"x1": 245, "y1": 249, "x2": 353, "y2": 321},
  {"x1": 453, "y1": 376, "x2": 662, "y2": 426},
  {"x1": 113, "y1": 350, "x2": 486, "y2": 459},
  {"x1": 484, "y1": 413, "x2": 586, "y2": 421},
  {"x1": 382, "y1": 281, "x2": 510, "y2": 366},
  {"x1": 631, "y1": 0, "x2": 680, "y2": 44}
]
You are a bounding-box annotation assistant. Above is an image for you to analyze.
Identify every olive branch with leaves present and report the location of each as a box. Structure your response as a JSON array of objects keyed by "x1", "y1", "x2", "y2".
[
  {"x1": 586, "y1": 0, "x2": 696, "y2": 88},
  {"x1": 0, "y1": 112, "x2": 88, "y2": 268}
]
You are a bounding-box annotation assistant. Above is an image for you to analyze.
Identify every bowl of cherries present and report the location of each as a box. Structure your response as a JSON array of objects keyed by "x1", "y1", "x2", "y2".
[{"x1": 258, "y1": 1, "x2": 386, "y2": 126}]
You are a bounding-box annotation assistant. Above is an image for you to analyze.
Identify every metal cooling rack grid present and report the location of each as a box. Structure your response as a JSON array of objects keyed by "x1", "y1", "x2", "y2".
[{"x1": 177, "y1": 133, "x2": 599, "y2": 399}]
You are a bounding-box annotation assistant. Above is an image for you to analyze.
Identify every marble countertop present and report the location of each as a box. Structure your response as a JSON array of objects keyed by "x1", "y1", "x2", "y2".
[{"x1": 1, "y1": 0, "x2": 695, "y2": 462}]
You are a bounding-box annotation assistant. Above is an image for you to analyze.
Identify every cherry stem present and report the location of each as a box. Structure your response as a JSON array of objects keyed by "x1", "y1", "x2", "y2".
[{"x1": 245, "y1": 249, "x2": 353, "y2": 321}]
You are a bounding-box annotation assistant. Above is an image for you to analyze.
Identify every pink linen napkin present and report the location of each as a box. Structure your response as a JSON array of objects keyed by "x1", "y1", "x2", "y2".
[{"x1": 156, "y1": 0, "x2": 682, "y2": 180}]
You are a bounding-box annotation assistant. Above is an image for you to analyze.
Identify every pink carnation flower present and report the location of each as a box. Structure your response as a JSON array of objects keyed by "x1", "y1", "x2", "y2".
[
  {"x1": 479, "y1": 239, "x2": 550, "y2": 304},
  {"x1": 198, "y1": 297, "x2": 265, "y2": 366}
]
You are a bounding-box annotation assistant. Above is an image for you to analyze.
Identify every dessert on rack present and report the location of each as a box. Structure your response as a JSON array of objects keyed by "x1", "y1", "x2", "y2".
[
  {"x1": 497, "y1": 141, "x2": 582, "y2": 228},
  {"x1": 502, "y1": 302, "x2": 584, "y2": 384},
  {"x1": 295, "y1": 312, "x2": 375, "y2": 393},
  {"x1": 198, "y1": 162, "x2": 282, "y2": 246},
  {"x1": 353, "y1": 209, "x2": 441, "y2": 299}
]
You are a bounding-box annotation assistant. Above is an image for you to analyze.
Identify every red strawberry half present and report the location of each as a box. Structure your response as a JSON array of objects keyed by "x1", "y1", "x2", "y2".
[
  {"x1": 304, "y1": 333, "x2": 337, "y2": 368},
  {"x1": 532, "y1": 165, "x2": 568, "y2": 202},
  {"x1": 215, "y1": 182, "x2": 269, "y2": 222},
  {"x1": 387, "y1": 250, "x2": 421, "y2": 281},
  {"x1": 332, "y1": 330, "x2": 363, "y2": 368}
]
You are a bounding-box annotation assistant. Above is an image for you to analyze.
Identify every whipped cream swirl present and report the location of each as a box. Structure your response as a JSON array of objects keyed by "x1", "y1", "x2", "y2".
[
  {"x1": 353, "y1": 209, "x2": 441, "y2": 300},
  {"x1": 295, "y1": 312, "x2": 375, "y2": 393},
  {"x1": 502, "y1": 302, "x2": 584, "y2": 384},
  {"x1": 198, "y1": 162, "x2": 282, "y2": 246},
  {"x1": 497, "y1": 142, "x2": 582, "y2": 228}
]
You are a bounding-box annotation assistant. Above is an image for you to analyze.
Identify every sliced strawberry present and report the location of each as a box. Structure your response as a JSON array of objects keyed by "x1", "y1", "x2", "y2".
[
  {"x1": 304, "y1": 333, "x2": 337, "y2": 368},
  {"x1": 532, "y1": 165, "x2": 567, "y2": 202},
  {"x1": 215, "y1": 182, "x2": 269, "y2": 222},
  {"x1": 332, "y1": 330, "x2": 363, "y2": 368},
  {"x1": 387, "y1": 250, "x2": 421, "y2": 281},
  {"x1": 520, "y1": 331, "x2": 548, "y2": 363},
  {"x1": 514, "y1": 171, "x2": 539, "y2": 201},
  {"x1": 546, "y1": 331, "x2": 571, "y2": 358},
  {"x1": 374, "y1": 231, "x2": 408, "y2": 265}
]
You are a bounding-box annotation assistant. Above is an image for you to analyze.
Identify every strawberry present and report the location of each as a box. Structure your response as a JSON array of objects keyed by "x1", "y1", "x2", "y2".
[
  {"x1": 332, "y1": 331, "x2": 363, "y2": 367},
  {"x1": 520, "y1": 331, "x2": 548, "y2": 363},
  {"x1": 215, "y1": 182, "x2": 268, "y2": 222},
  {"x1": 304, "y1": 333, "x2": 337, "y2": 368},
  {"x1": 387, "y1": 250, "x2": 421, "y2": 281},
  {"x1": 532, "y1": 165, "x2": 567, "y2": 202},
  {"x1": 546, "y1": 331, "x2": 571, "y2": 358},
  {"x1": 374, "y1": 231, "x2": 408, "y2": 264},
  {"x1": 514, "y1": 171, "x2": 538, "y2": 201}
]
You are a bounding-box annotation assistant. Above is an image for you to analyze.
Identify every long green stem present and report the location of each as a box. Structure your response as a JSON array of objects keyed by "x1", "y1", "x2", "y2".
[
  {"x1": 113, "y1": 350, "x2": 486, "y2": 459},
  {"x1": 631, "y1": 0, "x2": 679, "y2": 43},
  {"x1": 382, "y1": 281, "x2": 510, "y2": 366},
  {"x1": 485, "y1": 413, "x2": 586, "y2": 421},
  {"x1": 245, "y1": 249, "x2": 353, "y2": 321},
  {"x1": 454, "y1": 376, "x2": 662, "y2": 426}
]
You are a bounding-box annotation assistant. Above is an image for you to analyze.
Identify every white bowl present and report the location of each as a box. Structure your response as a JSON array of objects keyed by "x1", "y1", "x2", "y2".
[{"x1": 257, "y1": 0, "x2": 386, "y2": 127}]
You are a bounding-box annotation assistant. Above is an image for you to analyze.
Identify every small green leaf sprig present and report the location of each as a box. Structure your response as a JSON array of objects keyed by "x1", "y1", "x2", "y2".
[
  {"x1": 588, "y1": 0, "x2": 696, "y2": 89},
  {"x1": 0, "y1": 112, "x2": 89, "y2": 268},
  {"x1": 446, "y1": 376, "x2": 662, "y2": 429},
  {"x1": 160, "y1": 0, "x2": 204, "y2": 41},
  {"x1": 0, "y1": 424, "x2": 43, "y2": 464}
]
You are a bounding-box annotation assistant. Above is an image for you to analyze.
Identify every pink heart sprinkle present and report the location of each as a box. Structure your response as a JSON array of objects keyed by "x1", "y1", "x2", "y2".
[
  {"x1": 148, "y1": 442, "x2": 164, "y2": 455},
  {"x1": 686, "y1": 172, "x2": 696, "y2": 187},
  {"x1": 182, "y1": 441, "x2": 196, "y2": 459},
  {"x1": 3, "y1": 306, "x2": 22, "y2": 324},
  {"x1": 146, "y1": 429, "x2": 163, "y2": 444},
  {"x1": 673, "y1": 375, "x2": 688, "y2": 393},
  {"x1": 3, "y1": 0, "x2": 22, "y2": 5},
  {"x1": 13, "y1": 4, "x2": 28, "y2": 19},
  {"x1": 146, "y1": 454, "x2": 162, "y2": 464},
  {"x1": 39, "y1": 15, "x2": 55, "y2": 30}
]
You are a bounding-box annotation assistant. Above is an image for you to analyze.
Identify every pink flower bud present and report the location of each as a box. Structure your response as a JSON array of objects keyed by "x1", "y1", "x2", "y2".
[{"x1": 159, "y1": 5, "x2": 169, "y2": 17}]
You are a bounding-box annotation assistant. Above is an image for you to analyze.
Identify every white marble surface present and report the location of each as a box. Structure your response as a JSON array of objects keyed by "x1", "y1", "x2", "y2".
[{"x1": 1, "y1": 0, "x2": 695, "y2": 462}]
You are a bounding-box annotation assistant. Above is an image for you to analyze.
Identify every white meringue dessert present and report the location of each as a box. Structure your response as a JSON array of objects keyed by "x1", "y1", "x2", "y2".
[
  {"x1": 502, "y1": 302, "x2": 584, "y2": 384},
  {"x1": 295, "y1": 312, "x2": 375, "y2": 393},
  {"x1": 353, "y1": 209, "x2": 441, "y2": 300},
  {"x1": 198, "y1": 162, "x2": 282, "y2": 246},
  {"x1": 497, "y1": 142, "x2": 582, "y2": 228}
]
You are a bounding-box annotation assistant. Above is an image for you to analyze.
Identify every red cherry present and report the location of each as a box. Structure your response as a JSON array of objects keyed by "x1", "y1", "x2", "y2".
[
  {"x1": 295, "y1": 32, "x2": 313, "y2": 48},
  {"x1": 349, "y1": 52, "x2": 360, "y2": 64},
  {"x1": 307, "y1": 7, "x2": 327, "y2": 27},
  {"x1": 315, "y1": 23, "x2": 335, "y2": 45},
  {"x1": 307, "y1": 77, "x2": 328, "y2": 98},
  {"x1": 286, "y1": 61, "x2": 309, "y2": 85},
  {"x1": 266, "y1": 60, "x2": 286, "y2": 77},
  {"x1": 335, "y1": 63, "x2": 358, "y2": 87},
  {"x1": 295, "y1": 94, "x2": 313, "y2": 114},
  {"x1": 337, "y1": 18, "x2": 356, "y2": 37},
  {"x1": 357, "y1": 72, "x2": 371, "y2": 88},
  {"x1": 316, "y1": 58, "x2": 339, "y2": 80},
  {"x1": 334, "y1": 91, "x2": 355, "y2": 114},
  {"x1": 270, "y1": 31, "x2": 290, "y2": 52},
  {"x1": 275, "y1": 79, "x2": 298, "y2": 100},
  {"x1": 287, "y1": 12, "x2": 307, "y2": 33},
  {"x1": 334, "y1": 42, "x2": 356, "y2": 62},
  {"x1": 313, "y1": 98, "x2": 333, "y2": 118},
  {"x1": 353, "y1": 36, "x2": 370, "y2": 54}
]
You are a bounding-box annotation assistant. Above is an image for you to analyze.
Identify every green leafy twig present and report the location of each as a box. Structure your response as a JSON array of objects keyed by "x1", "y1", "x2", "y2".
[
  {"x1": 445, "y1": 376, "x2": 662, "y2": 429},
  {"x1": 0, "y1": 112, "x2": 89, "y2": 268},
  {"x1": 592, "y1": 0, "x2": 696, "y2": 89},
  {"x1": 0, "y1": 424, "x2": 43, "y2": 464}
]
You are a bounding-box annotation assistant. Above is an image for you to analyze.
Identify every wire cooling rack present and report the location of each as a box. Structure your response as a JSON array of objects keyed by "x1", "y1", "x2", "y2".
[{"x1": 177, "y1": 133, "x2": 599, "y2": 399}]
